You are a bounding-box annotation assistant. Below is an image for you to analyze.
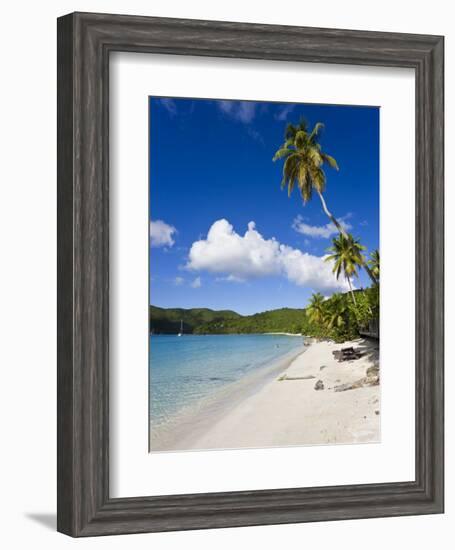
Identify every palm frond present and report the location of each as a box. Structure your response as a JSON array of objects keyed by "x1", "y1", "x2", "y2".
[
  {"x1": 310, "y1": 167, "x2": 326, "y2": 193},
  {"x1": 308, "y1": 122, "x2": 324, "y2": 142},
  {"x1": 272, "y1": 147, "x2": 293, "y2": 162},
  {"x1": 294, "y1": 130, "x2": 308, "y2": 150},
  {"x1": 308, "y1": 146, "x2": 323, "y2": 167},
  {"x1": 321, "y1": 153, "x2": 339, "y2": 171},
  {"x1": 298, "y1": 164, "x2": 312, "y2": 202},
  {"x1": 282, "y1": 155, "x2": 300, "y2": 196}
]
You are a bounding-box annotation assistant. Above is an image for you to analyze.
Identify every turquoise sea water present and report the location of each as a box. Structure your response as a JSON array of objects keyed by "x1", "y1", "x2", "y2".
[{"x1": 149, "y1": 334, "x2": 304, "y2": 436}]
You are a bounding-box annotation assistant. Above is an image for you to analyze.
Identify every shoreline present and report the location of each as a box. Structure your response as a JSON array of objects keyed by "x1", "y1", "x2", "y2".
[
  {"x1": 150, "y1": 338, "x2": 380, "y2": 452},
  {"x1": 262, "y1": 332, "x2": 303, "y2": 337},
  {"x1": 150, "y1": 332, "x2": 303, "y2": 336},
  {"x1": 149, "y1": 343, "x2": 306, "y2": 452}
]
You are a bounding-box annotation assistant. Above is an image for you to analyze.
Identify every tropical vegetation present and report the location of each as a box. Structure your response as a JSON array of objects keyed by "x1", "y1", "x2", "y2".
[
  {"x1": 306, "y1": 293, "x2": 326, "y2": 325},
  {"x1": 302, "y1": 286, "x2": 379, "y2": 342}
]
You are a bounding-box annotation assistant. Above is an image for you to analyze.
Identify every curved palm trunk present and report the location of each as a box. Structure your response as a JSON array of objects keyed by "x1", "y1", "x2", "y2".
[
  {"x1": 347, "y1": 276, "x2": 357, "y2": 305},
  {"x1": 316, "y1": 188, "x2": 348, "y2": 238},
  {"x1": 315, "y1": 189, "x2": 378, "y2": 285}
]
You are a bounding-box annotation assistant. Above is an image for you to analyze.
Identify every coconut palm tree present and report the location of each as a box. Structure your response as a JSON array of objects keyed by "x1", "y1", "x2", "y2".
[
  {"x1": 326, "y1": 293, "x2": 348, "y2": 330},
  {"x1": 307, "y1": 292, "x2": 326, "y2": 326},
  {"x1": 368, "y1": 249, "x2": 380, "y2": 282},
  {"x1": 273, "y1": 120, "x2": 377, "y2": 285},
  {"x1": 325, "y1": 233, "x2": 365, "y2": 305}
]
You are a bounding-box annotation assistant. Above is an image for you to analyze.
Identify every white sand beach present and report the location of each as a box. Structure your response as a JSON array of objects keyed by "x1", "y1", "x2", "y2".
[{"x1": 153, "y1": 338, "x2": 380, "y2": 452}]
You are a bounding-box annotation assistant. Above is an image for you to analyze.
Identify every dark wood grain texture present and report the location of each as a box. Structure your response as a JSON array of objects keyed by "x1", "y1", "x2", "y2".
[{"x1": 57, "y1": 12, "x2": 444, "y2": 536}]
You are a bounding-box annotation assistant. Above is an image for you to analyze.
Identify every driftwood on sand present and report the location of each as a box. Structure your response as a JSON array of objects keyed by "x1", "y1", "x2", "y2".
[{"x1": 278, "y1": 374, "x2": 316, "y2": 381}]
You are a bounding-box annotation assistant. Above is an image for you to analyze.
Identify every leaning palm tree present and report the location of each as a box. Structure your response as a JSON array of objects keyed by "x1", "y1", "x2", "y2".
[
  {"x1": 325, "y1": 233, "x2": 365, "y2": 305},
  {"x1": 273, "y1": 120, "x2": 377, "y2": 285},
  {"x1": 368, "y1": 249, "x2": 380, "y2": 282},
  {"x1": 307, "y1": 292, "x2": 326, "y2": 326}
]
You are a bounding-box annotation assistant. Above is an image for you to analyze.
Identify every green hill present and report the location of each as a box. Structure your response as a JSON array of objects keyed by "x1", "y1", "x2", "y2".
[
  {"x1": 194, "y1": 307, "x2": 306, "y2": 334},
  {"x1": 149, "y1": 305, "x2": 306, "y2": 335},
  {"x1": 149, "y1": 305, "x2": 241, "y2": 334}
]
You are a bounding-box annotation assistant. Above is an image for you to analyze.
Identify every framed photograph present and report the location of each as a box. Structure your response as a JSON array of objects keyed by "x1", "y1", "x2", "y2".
[{"x1": 57, "y1": 12, "x2": 444, "y2": 536}]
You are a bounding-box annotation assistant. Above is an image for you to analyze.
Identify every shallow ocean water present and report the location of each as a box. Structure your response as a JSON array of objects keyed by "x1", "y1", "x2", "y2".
[{"x1": 149, "y1": 334, "x2": 304, "y2": 432}]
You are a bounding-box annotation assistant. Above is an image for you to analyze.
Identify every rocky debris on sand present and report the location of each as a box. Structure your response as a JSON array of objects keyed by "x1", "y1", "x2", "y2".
[
  {"x1": 366, "y1": 365, "x2": 379, "y2": 378},
  {"x1": 334, "y1": 366, "x2": 380, "y2": 392},
  {"x1": 314, "y1": 380, "x2": 325, "y2": 391}
]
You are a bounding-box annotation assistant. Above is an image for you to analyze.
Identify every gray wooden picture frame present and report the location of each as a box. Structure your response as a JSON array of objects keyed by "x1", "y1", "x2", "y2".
[{"x1": 57, "y1": 12, "x2": 444, "y2": 537}]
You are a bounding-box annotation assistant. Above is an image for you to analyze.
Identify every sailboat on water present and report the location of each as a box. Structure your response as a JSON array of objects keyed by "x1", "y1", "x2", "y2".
[{"x1": 177, "y1": 320, "x2": 183, "y2": 337}]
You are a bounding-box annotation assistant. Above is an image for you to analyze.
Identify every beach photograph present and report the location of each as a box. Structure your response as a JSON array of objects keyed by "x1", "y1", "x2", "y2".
[{"x1": 149, "y1": 97, "x2": 380, "y2": 452}]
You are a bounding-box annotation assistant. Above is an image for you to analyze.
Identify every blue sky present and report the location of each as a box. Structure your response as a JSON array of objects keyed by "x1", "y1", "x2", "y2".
[{"x1": 149, "y1": 97, "x2": 379, "y2": 315}]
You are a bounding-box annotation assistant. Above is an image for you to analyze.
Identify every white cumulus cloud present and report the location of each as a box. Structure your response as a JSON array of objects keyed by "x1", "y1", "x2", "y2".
[
  {"x1": 187, "y1": 219, "x2": 349, "y2": 293},
  {"x1": 191, "y1": 276, "x2": 202, "y2": 289},
  {"x1": 292, "y1": 215, "x2": 352, "y2": 239},
  {"x1": 149, "y1": 220, "x2": 176, "y2": 248}
]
